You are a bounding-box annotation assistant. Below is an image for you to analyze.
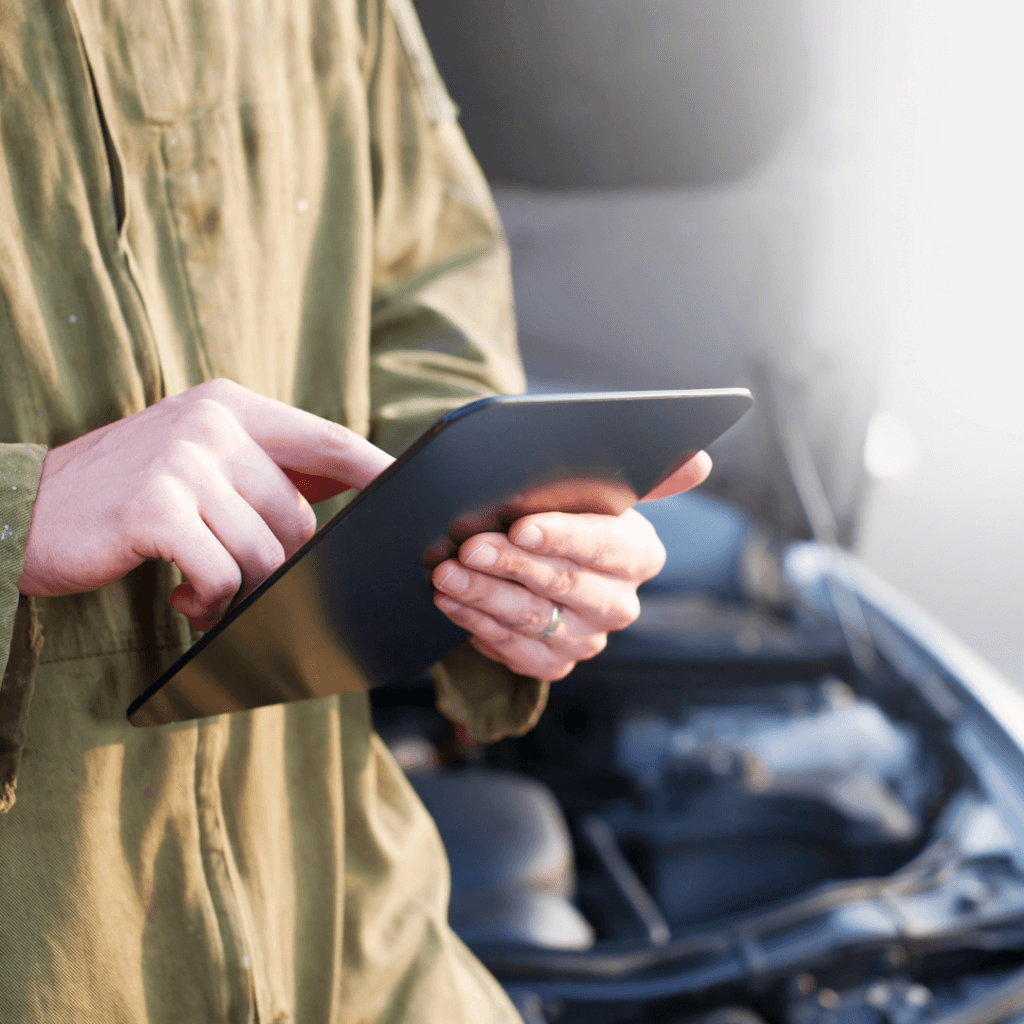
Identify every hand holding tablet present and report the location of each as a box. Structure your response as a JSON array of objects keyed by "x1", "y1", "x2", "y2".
[
  {"x1": 128, "y1": 389, "x2": 753, "y2": 726},
  {"x1": 18, "y1": 378, "x2": 394, "y2": 631},
  {"x1": 432, "y1": 451, "x2": 712, "y2": 682}
]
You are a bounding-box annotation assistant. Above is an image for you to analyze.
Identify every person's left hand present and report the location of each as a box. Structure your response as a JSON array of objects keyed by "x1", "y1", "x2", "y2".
[{"x1": 431, "y1": 451, "x2": 712, "y2": 680}]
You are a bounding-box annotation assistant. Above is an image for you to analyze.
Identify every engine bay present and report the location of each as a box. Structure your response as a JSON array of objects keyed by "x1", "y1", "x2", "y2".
[
  {"x1": 368, "y1": 490, "x2": 1024, "y2": 1024},
  {"x1": 374, "y1": 644, "x2": 1024, "y2": 1024}
]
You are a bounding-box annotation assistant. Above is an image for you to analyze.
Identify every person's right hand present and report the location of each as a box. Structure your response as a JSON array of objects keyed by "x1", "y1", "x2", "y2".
[{"x1": 18, "y1": 378, "x2": 394, "y2": 630}]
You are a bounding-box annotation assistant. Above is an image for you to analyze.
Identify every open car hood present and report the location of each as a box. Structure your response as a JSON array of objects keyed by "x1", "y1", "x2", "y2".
[{"x1": 372, "y1": 491, "x2": 1024, "y2": 1024}]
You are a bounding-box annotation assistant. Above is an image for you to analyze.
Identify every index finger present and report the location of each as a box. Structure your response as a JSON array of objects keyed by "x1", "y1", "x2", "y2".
[
  {"x1": 506, "y1": 509, "x2": 665, "y2": 582},
  {"x1": 209, "y1": 379, "x2": 395, "y2": 490}
]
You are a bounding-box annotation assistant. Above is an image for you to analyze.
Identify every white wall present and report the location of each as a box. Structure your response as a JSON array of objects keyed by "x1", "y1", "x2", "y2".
[{"x1": 856, "y1": 1, "x2": 1024, "y2": 684}]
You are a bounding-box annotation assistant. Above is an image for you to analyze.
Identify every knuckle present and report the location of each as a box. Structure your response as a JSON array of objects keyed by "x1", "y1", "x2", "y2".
[
  {"x1": 162, "y1": 437, "x2": 207, "y2": 476},
  {"x1": 132, "y1": 468, "x2": 177, "y2": 509},
  {"x1": 440, "y1": 600, "x2": 470, "y2": 625},
  {"x1": 250, "y1": 537, "x2": 286, "y2": 578},
  {"x1": 292, "y1": 501, "x2": 318, "y2": 545},
  {"x1": 583, "y1": 633, "x2": 608, "y2": 659},
  {"x1": 299, "y1": 508, "x2": 318, "y2": 543},
  {"x1": 126, "y1": 472, "x2": 186, "y2": 535},
  {"x1": 181, "y1": 397, "x2": 237, "y2": 443},
  {"x1": 542, "y1": 570, "x2": 574, "y2": 601},
  {"x1": 507, "y1": 611, "x2": 540, "y2": 633},
  {"x1": 445, "y1": 605, "x2": 470, "y2": 627},
  {"x1": 635, "y1": 515, "x2": 667, "y2": 573},
  {"x1": 609, "y1": 593, "x2": 641, "y2": 631},
  {"x1": 208, "y1": 569, "x2": 242, "y2": 604},
  {"x1": 623, "y1": 512, "x2": 666, "y2": 579},
  {"x1": 487, "y1": 631, "x2": 517, "y2": 650},
  {"x1": 492, "y1": 607, "x2": 522, "y2": 630},
  {"x1": 191, "y1": 395, "x2": 232, "y2": 423},
  {"x1": 321, "y1": 419, "x2": 357, "y2": 454},
  {"x1": 522, "y1": 604, "x2": 550, "y2": 632},
  {"x1": 195, "y1": 377, "x2": 239, "y2": 402},
  {"x1": 192, "y1": 563, "x2": 241, "y2": 607},
  {"x1": 547, "y1": 659, "x2": 577, "y2": 682},
  {"x1": 462, "y1": 569, "x2": 491, "y2": 599},
  {"x1": 630, "y1": 508, "x2": 658, "y2": 539},
  {"x1": 594, "y1": 530, "x2": 620, "y2": 563},
  {"x1": 644, "y1": 535, "x2": 668, "y2": 579}
]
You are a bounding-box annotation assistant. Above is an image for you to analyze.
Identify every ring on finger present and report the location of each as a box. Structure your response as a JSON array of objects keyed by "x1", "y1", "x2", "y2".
[{"x1": 532, "y1": 604, "x2": 562, "y2": 640}]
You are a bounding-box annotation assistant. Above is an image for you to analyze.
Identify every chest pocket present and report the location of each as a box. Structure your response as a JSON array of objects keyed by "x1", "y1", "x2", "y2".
[
  {"x1": 99, "y1": 0, "x2": 332, "y2": 397},
  {"x1": 159, "y1": 100, "x2": 305, "y2": 392},
  {"x1": 112, "y1": 0, "x2": 233, "y2": 121}
]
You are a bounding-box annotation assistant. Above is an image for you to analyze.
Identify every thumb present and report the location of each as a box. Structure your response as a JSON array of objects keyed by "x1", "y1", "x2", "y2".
[{"x1": 640, "y1": 451, "x2": 713, "y2": 503}]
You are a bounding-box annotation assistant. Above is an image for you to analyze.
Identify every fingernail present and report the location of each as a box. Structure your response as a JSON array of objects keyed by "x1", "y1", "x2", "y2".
[
  {"x1": 515, "y1": 524, "x2": 543, "y2": 549},
  {"x1": 465, "y1": 543, "x2": 497, "y2": 568},
  {"x1": 438, "y1": 566, "x2": 470, "y2": 592},
  {"x1": 435, "y1": 594, "x2": 460, "y2": 614}
]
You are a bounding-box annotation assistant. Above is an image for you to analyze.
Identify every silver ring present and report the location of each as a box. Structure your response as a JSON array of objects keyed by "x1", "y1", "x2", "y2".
[{"x1": 534, "y1": 604, "x2": 562, "y2": 640}]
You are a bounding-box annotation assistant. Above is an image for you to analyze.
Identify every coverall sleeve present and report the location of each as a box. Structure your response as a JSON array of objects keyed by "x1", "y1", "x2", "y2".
[
  {"x1": 364, "y1": 0, "x2": 549, "y2": 741},
  {"x1": 0, "y1": 444, "x2": 46, "y2": 811},
  {"x1": 0, "y1": 445, "x2": 45, "y2": 672}
]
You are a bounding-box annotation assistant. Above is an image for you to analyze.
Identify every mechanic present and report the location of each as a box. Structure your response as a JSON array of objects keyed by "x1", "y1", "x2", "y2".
[{"x1": 0, "y1": 1, "x2": 709, "y2": 1021}]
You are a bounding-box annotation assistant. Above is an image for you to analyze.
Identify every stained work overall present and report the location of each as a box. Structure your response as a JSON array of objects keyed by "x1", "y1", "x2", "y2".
[{"x1": 0, "y1": 1, "x2": 540, "y2": 1019}]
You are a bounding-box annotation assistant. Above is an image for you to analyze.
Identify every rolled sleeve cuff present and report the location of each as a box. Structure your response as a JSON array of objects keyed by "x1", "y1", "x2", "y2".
[
  {"x1": 431, "y1": 641, "x2": 550, "y2": 743},
  {"x1": 0, "y1": 444, "x2": 47, "y2": 679}
]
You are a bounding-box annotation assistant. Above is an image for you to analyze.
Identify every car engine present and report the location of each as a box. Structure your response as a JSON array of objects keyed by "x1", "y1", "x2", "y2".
[{"x1": 371, "y1": 495, "x2": 1024, "y2": 1024}]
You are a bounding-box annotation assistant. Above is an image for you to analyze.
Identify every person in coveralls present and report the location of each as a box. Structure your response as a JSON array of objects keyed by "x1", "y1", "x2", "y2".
[{"x1": 0, "y1": 1, "x2": 709, "y2": 1020}]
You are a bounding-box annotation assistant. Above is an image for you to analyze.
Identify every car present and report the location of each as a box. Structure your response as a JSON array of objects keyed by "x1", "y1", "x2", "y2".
[{"x1": 372, "y1": 490, "x2": 1024, "y2": 1024}]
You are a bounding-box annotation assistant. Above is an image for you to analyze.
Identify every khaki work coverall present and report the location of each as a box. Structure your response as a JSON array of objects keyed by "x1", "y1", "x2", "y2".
[{"x1": 0, "y1": 1, "x2": 544, "y2": 1020}]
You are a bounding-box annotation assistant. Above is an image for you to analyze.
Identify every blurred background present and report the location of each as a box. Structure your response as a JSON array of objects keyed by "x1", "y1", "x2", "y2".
[
  {"x1": 852, "y1": 3, "x2": 1024, "y2": 688},
  {"x1": 413, "y1": 0, "x2": 1022, "y2": 685}
]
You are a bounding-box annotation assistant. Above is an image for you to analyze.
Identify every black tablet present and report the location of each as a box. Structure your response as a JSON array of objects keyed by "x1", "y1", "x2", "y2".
[{"x1": 128, "y1": 389, "x2": 752, "y2": 726}]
